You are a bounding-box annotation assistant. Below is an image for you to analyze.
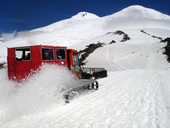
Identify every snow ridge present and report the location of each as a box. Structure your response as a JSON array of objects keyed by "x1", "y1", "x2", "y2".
[{"x1": 112, "y1": 5, "x2": 170, "y2": 20}]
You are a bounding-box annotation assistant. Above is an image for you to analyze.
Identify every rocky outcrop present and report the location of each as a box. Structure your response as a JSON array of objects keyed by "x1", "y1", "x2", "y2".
[
  {"x1": 79, "y1": 42, "x2": 104, "y2": 65},
  {"x1": 161, "y1": 38, "x2": 170, "y2": 62}
]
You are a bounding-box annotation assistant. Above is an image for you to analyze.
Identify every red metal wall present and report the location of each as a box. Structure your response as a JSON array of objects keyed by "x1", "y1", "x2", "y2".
[{"x1": 7, "y1": 45, "x2": 81, "y2": 81}]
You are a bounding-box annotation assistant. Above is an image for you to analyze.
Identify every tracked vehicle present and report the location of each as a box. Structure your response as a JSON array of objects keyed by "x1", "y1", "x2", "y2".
[{"x1": 7, "y1": 45, "x2": 107, "y2": 102}]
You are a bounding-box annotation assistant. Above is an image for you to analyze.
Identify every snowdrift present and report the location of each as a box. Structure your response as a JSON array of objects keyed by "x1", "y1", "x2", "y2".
[{"x1": 0, "y1": 65, "x2": 78, "y2": 125}]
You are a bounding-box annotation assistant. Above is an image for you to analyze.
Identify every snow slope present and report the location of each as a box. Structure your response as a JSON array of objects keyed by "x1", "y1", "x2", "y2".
[
  {"x1": 85, "y1": 29, "x2": 169, "y2": 71},
  {"x1": 0, "y1": 5, "x2": 170, "y2": 128},
  {"x1": 0, "y1": 70, "x2": 169, "y2": 128}
]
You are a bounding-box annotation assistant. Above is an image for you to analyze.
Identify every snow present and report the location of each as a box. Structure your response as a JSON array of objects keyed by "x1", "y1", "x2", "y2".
[
  {"x1": 1, "y1": 70, "x2": 169, "y2": 128},
  {"x1": 112, "y1": 5, "x2": 170, "y2": 20},
  {"x1": 86, "y1": 42, "x2": 169, "y2": 71},
  {"x1": 143, "y1": 28, "x2": 170, "y2": 38},
  {"x1": 0, "y1": 5, "x2": 170, "y2": 128},
  {"x1": 71, "y1": 12, "x2": 100, "y2": 20},
  {"x1": 0, "y1": 65, "x2": 78, "y2": 125}
]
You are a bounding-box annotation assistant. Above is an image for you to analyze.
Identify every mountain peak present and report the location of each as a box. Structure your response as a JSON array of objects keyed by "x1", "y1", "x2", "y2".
[
  {"x1": 125, "y1": 5, "x2": 149, "y2": 10},
  {"x1": 71, "y1": 12, "x2": 99, "y2": 20},
  {"x1": 113, "y1": 5, "x2": 170, "y2": 20}
]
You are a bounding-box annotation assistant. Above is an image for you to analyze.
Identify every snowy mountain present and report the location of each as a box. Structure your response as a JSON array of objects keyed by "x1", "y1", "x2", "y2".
[
  {"x1": 0, "y1": 5, "x2": 170, "y2": 128},
  {"x1": 112, "y1": 5, "x2": 170, "y2": 20}
]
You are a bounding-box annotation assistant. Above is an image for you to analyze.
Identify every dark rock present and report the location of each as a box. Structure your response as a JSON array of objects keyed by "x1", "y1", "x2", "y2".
[
  {"x1": 140, "y1": 30, "x2": 150, "y2": 35},
  {"x1": 106, "y1": 32, "x2": 114, "y2": 35},
  {"x1": 120, "y1": 34, "x2": 130, "y2": 42},
  {"x1": 79, "y1": 42, "x2": 104, "y2": 65},
  {"x1": 109, "y1": 40, "x2": 116, "y2": 44},
  {"x1": 106, "y1": 30, "x2": 131, "y2": 43},
  {"x1": 114, "y1": 30, "x2": 125, "y2": 35},
  {"x1": 162, "y1": 37, "x2": 170, "y2": 62},
  {"x1": 140, "y1": 30, "x2": 162, "y2": 40}
]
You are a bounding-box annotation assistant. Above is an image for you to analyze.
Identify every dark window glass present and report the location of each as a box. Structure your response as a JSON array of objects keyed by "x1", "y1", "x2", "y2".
[
  {"x1": 42, "y1": 48, "x2": 54, "y2": 60},
  {"x1": 73, "y1": 54, "x2": 80, "y2": 70},
  {"x1": 15, "y1": 48, "x2": 31, "y2": 61},
  {"x1": 56, "y1": 49, "x2": 65, "y2": 60}
]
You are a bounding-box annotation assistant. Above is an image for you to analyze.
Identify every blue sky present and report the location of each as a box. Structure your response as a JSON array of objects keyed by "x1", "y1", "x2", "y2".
[{"x1": 0, "y1": 0, "x2": 170, "y2": 33}]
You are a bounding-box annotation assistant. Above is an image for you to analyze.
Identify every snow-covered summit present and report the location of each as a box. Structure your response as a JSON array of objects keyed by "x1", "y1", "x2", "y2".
[
  {"x1": 32, "y1": 12, "x2": 99, "y2": 32},
  {"x1": 112, "y1": 5, "x2": 170, "y2": 20},
  {"x1": 33, "y1": 5, "x2": 170, "y2": 34},
  {"x1": 71, "y1": 12, "x2": 100, "y2": 20}
]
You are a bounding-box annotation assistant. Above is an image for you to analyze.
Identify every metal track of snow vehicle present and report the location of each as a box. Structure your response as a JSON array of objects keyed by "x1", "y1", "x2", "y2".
[{"x1": 7, "y1": 45, "x2": 107, "y2": 102}]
